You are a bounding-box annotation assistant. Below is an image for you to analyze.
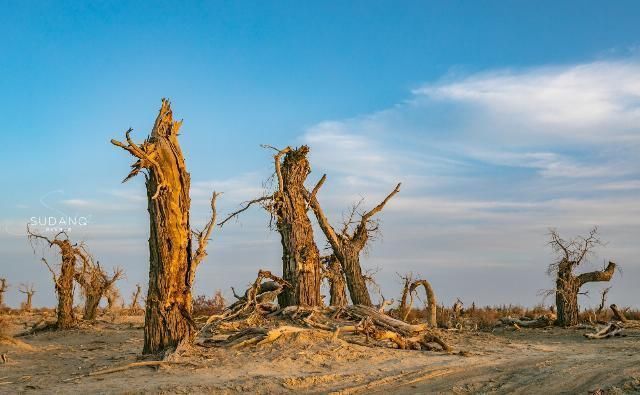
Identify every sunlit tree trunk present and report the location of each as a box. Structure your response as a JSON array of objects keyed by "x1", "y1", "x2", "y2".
[
  {"x1": 275, "y1": 146, "x2": 322, "y2": 307},
  {"x1": 112, "y1": 99, "x2": 217, "y2": 354}
]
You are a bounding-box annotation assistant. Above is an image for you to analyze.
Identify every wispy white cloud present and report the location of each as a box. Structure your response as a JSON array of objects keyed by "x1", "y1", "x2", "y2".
[
  {"x1": 416, "y1": 61, "x2": 640, "y2": 142},
  {"x1": 290, "y1": 59, "x2": 640, "y2": 307}
]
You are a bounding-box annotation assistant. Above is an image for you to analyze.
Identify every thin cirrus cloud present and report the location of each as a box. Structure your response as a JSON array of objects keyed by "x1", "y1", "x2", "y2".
[{"x1": 302, "y1": 60, "x2": 640, "y2": 193}]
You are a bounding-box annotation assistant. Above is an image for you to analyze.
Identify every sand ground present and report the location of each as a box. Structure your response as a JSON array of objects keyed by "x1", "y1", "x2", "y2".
[{"x1": 0, "y1": 313, "x2": 638, "y2": 394}]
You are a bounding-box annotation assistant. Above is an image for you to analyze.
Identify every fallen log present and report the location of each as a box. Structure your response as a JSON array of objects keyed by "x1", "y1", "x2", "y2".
[
  {"x1": 498, "y1": 316, "x2": 553, "y2": 328},
  {"x1": 584, "y1": 322, "x2": 624, "y2": 339}
]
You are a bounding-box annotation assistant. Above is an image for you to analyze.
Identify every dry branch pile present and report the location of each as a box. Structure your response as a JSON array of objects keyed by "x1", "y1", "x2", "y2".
[{"x1": 196, "y1": 271, "x2": 451, "y2": 353}]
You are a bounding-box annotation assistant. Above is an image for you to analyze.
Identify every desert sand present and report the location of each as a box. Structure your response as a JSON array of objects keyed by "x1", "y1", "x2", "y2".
[{"x1": 1, "y1": 312, "x2": 638, "y2": 394}]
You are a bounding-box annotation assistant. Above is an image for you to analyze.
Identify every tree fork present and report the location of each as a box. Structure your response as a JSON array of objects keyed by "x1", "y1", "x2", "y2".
[{"x1": 306, "y1": 176, "x2": 401, "y2": 306}]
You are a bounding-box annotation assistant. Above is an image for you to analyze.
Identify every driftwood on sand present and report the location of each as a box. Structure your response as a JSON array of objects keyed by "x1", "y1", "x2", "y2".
[{"x1": 196, "y1": 270, "x2": 451, "y2": 352}]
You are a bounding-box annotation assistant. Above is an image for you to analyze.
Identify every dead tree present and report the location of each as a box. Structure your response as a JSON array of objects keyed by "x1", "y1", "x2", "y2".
[
  {"x1": 0, "y1": 279, "x2": 7, "y2": 308},
  {"x1": 399, "y1": 279, "x2": 437, "y2": 327},
  {"x1": 27, "y1": 227, "x2": 85, "y2": 329},
  {"x1": 548, "y1": 227, "x2": 617, "y2": 327},
  {"x1": 596, "y1": 287, "x2": 611, "y2": 316},
  {"x1": 112, "y1": 99, "x2": 219, "y2": 354},
  {"x1": 18, "y1": 284, "x2": 36, "y2": 312},
  {"x1": 452, "y1": 298, "x2": 463, "y2": 318},
  {"x1": 219, "y1": 146, "x2": 322, "y2": 307},
  {"x1": 322, "y1": 255, "x2": 348, "y2": 307},
  {"x1": 397, "y1": 273, "x2": 413, "y2": 319},
  {"x1": 306, "y1": 176, "x2": 401, "y2": 306},
  {"x1": 610, "y1": 304, "x2": 628, "y2": 322},
  {"x1": 75, "y1": 256, "x2": 123, "y2": 321},
  {"x1": 130, "y1": 284, "x2": 143, "y2": 312},
  {"x1": 105, "y1": 286, "x2": 121, "y2": 312}
]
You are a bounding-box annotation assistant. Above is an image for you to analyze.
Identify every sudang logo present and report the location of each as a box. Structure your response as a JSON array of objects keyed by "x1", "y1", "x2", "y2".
[{"x1": 29, "y1": 216, "x2": 89, "y2": 233}]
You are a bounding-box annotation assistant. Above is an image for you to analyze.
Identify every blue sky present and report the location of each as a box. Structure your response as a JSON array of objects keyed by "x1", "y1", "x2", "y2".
[{"x1": 1, "y1": 1, "x2": 639, "y2": 308}]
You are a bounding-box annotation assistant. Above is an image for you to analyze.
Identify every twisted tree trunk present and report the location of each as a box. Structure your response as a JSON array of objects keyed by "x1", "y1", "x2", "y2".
[
  {"x1": 324, "y1": 256, "x2": 347, "y2": 307},
  {"x1": 112, "y1": 100, "x2": 197, "y2": 354},
  {"x1": 398, "y1": 276, "x2": 412, "y2": 320},
  {"x1": 341, "y1": 248, "x2": 372, "y2": 306},
  {"x1": 555, "y1": 261, "x2": 616, "y2": 327},
  {"x1": 398, "y1": 278, "x2": 437, "y2": 326},
  {"x1": 306, "y1": 178, "x2": 400, "y2": 307},
  {"x1": 112, "y1": 100, "x2": 218, "y2": 354},
  {"x1": 27, "y1": 229, "x2": 80, "y2": 329},
  {"x1": 83, "y1": 294, "x2": 101, "y2": 320},
  {"x1": 76, "y1": 262, "x2": 123, "y2": 321},
  {"x1": 56, "y1": 241, "x2": 77, "y2": 329},
  {"x1": 275, "y1": 146, "x2": 322, "y2": 307}
]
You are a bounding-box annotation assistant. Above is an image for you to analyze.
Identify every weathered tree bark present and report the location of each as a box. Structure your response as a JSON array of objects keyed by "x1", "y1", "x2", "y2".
[
  {"x1": 217, "y1": 146, "x2": 323, "y2": 307},
  {"x1": 398, "y1": 274, "x2": 412, "y2": 320},
  {"x1": 75, "y1": 258, "x2": 123, "y2": 321},
  {"x1": 18, "y1": 284, "x2": 35, "y2": 312},
  {"x1": 28, "y1": 228, "x2": 80, "y2": 329},
  {"x1": 0, "y1": 279, "x2": 7, "y2": 308},
  {"x1": 323, "y1": 256, "x2": 348, "y2": 307},
  {"x1": 555, "y1": 260, "x2": 616, "y2": 326},
  {"x1": 273, "y1": 146, "x2": 322, "y2": 307},
  {"x1": 306, "y1": 176, "x2": 400, "y2": 306},
  {"x1": 55, "y1": 245, "x2": 76, "y2": 329},
  {"x1": 548, "y1": 228, "x2": 617, "y2": 327},
  {"x1": 610, "y1": 304, "x2": 628, "y2": 322},
  {"x1": 112, "y1": 99, "x2": 218, "y2": 354},
  {"x1": 558, "y1": 262, "x2": 615, "y2": 326}
]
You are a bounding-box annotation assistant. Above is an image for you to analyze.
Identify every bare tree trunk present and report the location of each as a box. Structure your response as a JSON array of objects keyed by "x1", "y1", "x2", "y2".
[
  {"x1": 596, "y1": 287, "x2": 610, "y2": 316},
  {"x1": 555, "y1": 278, "x2": 579, "y2": 327},
  {"x1": 325, "y1": 257, "x2": 347, "y2": 307},
  {"x1": 112, "y1": 99, "x2": 217, "y2": 354},
  {"x1": 56, "y1": 242, "x2": 77, "y2": 329},
  {"x1": 76, "y1": 260, "x2": 123, "y2": 321},
  {"x1": 83, "y1": 293, "x2": 102, "y2": 320},
  {"x1": 275, "y1": 146, "x2": 322, "y2": 307},
  {"x1": 306, "y1": 179, "x2": 400, "y2": 307},
  {"x1": 555, "y1": 262, "x2": 616, "y2": 327},
  {"x1": 25, "y1": 294, "x2": 33, "y2": 311},
  {"x1": 0, "y1": 279, "x2": 7, "y2": 308},
  {"x1": 398, "y1": 275, "x2": 411, "y2": 319},
  {"x1": 549, "y1": 229, "x2": 617, "y2": 328},
  {"x1": 130, "y1": 284, "x2": 142, "y2": 311},
  {"x1": 342, "y1": 249, "x2": 372, "y2": 306},
  {"x1": 412, "y1": 280, "x2": 437, "y2": 327},
  {"x1": 610, "y1": 304, "x2": 627, "y2": 322}
]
